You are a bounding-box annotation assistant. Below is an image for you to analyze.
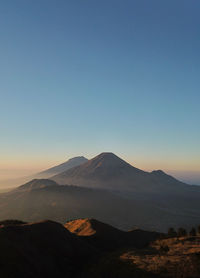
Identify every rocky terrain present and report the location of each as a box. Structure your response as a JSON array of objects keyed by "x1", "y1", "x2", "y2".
[{"x1": 1, "y1": 218, "x2": 200, "y2": 278}]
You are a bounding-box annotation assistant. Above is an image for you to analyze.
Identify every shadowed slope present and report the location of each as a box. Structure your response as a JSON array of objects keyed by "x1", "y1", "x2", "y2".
[
  {"x1": 16, "y1": 179, "x2": 59, "y2": 191},
  {"x1": 1, "y1": 177, "x2": 200, "y2": 232},
  {"x1": 0, "y1": 220, "x2": 96, "y2": 278},
  {"x1": 65, "y1": 218, "x2": 162, "y2": 251},
  {"x1": 1, "y1": 218, "x2": 199, "y2": 278}
]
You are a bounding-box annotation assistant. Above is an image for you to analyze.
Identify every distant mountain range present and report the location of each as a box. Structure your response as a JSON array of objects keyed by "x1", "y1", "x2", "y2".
[
  {"x1": 0, "y1": 152, "x2": 200, "y2": 232},
  {"x1": 0, "y1": 178, "x2": 172, "y2": 231},
  {"x1": 36, "y1": 156, "x2": 88, "y2": 178},
  {"x1": 0, "y1": 156, "x2": 88, "y2": 189},
  {"x1": 51, "y1": 152, "x2": 194, "y2": 194}
]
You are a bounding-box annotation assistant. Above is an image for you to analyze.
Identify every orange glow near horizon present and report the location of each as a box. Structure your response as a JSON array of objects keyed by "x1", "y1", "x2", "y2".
[{"x1": 0, "y1": 153, "x2": 199, "y2": 181}]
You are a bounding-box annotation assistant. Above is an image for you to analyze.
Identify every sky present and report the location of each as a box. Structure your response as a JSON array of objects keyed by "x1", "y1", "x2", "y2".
[{"x1": 0, "y1": 0, "x2": 200, "y2": 184}]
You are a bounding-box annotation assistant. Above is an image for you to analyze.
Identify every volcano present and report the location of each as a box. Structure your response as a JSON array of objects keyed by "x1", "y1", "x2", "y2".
[{"x1": 51, "y1": 152, "x2": 188, "y2": 192}]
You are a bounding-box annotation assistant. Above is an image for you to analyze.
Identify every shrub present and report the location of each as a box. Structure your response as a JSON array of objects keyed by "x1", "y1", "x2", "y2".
[
  {"x1": 168, "y1": 227, "x2": 177, "y2": 238},
  {"x1": 189, "y1": 227, "x2": 196, "y2": 237},
  {"x1": 178, "y1": 227, "x2": 187, "y2": 237},
  {"x1": 159, "y1": 245, "x2": 169, "y2": 252}
]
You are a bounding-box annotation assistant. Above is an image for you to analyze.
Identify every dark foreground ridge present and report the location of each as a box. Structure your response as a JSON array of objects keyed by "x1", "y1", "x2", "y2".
[
  {"x1": 0, "y1": 219, "x2": 95, "y2": 278},
  {"x1": 65, "y1": 218, "x2": 161, "y2": 251},
  {"x1": 1, "y1": 218, "x2": 200, "y2": 278}
]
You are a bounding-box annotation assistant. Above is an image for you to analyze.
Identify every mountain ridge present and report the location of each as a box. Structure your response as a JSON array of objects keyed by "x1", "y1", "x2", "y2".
[
  {"x1": 1, "y1": 152, "x2": 200, "y2": 232},
  {"x1": 51, "y1": 152, "x2": 188, "y2": 192},
  {"x1": 64, "y1": 218, "x2": 161, "y2": 251},
  {"x1": 0, "y1": 156, "x2": 88, "y2": 189},
  {"x1": 16, "y1": 179, "x2": 59, "y2": 191},
  {"x1": 36, "y1": 156, "x2": 88, "y2": 178}
]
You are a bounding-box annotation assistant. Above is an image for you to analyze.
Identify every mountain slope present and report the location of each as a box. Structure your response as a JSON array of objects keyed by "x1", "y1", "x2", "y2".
[
  {"x1": 0, "y1": 156, "x2": 88, "y2": 189},
  {"x1": 1, "y1": 218, "x2": 200, "y2": 278},
  {"x1": 35, "y1": 156, "x2": 88, "y2": 178},
  {"x1": 65, "y1": 218, "x2": 122, "y2": 236},
  {"x1": 0, "y1": 220, "x2": 95, "y2": 278},
  {"x1": 1, "y1": 179, "x2": 200, "y2": 232},
  {"x1": 65, "y1": 218, "x2": 161, "y2": 251},
  {"x1": 52, "y1": 152, "x2": 149, "y2": 189},
  {"x1": 51, "y1": 152, "x2": 192, "y2": 193},
  {"x1": 16, "y1": 179, "x2": 59, "y2": 191}
]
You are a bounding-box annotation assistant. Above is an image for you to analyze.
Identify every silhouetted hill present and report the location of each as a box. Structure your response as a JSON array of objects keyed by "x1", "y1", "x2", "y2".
[
  {"x1": 0, "y1": 220, "x2": 96, "y2": 278},
  {"x1": 65, "y1": 218, "x2": 125, "y2": 251},
  {"x1": 0, "y1": 219, "x2": 26, "y2": 226},
  {"x1": 1, "y1": 218, "x2": 200, "y2": 278},
  {"x1": 65, "y1": 218, "x2": 162, "y2": 251}
]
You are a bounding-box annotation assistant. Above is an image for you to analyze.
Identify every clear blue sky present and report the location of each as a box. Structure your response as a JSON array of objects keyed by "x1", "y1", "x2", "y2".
[{"x1": 0, "y1": 1, "x2": 200, "y2": 182}]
